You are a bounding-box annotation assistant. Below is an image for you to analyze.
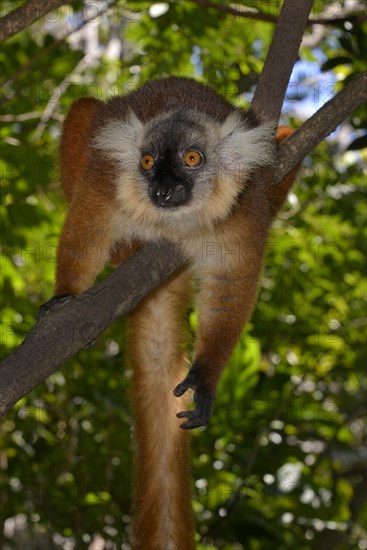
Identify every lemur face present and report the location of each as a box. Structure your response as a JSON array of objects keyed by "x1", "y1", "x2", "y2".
[
  {"x1": 94, "y1": 108, "x2": 276, "y2": 235},
  {"x1": 139, "y1": 113, "x2": 208, "y2": 209}
]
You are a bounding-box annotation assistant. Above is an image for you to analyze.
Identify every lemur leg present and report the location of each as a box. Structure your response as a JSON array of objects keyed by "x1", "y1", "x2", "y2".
[
  {"x1": 55, "y1": 208, "x2": 139, "y2": 296},
  {"x1": 55, "y1": 199, "x2": 117, "y2": 296},
  {"x1": 129, "y1": 268, "x2": 195, "y2": 550}
]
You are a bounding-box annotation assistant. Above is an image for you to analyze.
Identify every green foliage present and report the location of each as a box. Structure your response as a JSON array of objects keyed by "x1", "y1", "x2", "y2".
[{"x1": 1, "y1": 1, "x2": 366, "y2": 548}]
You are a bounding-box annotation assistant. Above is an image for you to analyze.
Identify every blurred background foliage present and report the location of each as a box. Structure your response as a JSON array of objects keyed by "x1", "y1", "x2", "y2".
[{"x1": 0, "y1": 1, "x2": 366, "y2": 548}]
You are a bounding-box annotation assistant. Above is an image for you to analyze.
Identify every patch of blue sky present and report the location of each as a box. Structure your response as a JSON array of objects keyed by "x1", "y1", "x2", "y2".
[
  {"x1": 282, "y1": 54, "x2": 338, "y2": 121},
  {"x1": 190, "y1": 45, "x2": 361, "y2": 149}
]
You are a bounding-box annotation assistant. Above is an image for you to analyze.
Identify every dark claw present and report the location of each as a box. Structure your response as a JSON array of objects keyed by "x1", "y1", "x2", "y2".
[
  {"x1": 38, "y1": 294, "x2": 75, "y2": 320},
  {"x1": 174, "y1": 365, "x2": 215, "y2": 429}
]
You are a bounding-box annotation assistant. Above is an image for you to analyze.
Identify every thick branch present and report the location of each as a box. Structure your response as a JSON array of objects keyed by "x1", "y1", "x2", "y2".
[
  {"x1": 249, "y1": 0, "x2": 314, "y2": 124},
  {"x1": 0, "y1": 0, "x2": 69, "y2": 43},
  {"x1": 1, "y1": 71, "x2": 366, "y2": 416},
  {"x1": 0, "y1": 242, "x2": 184, "y2": 416},
  {"x1": 275, "y1": 71, "x2": 367, "y2": 182}
]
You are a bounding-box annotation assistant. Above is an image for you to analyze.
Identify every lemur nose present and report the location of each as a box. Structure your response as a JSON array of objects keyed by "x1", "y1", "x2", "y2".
[
  {"x1": 155, "y1": 187, "x2": 172, "y2": 201},
  {"x1": 151, "y1": 184, "x2": 187, "y2": 207}
]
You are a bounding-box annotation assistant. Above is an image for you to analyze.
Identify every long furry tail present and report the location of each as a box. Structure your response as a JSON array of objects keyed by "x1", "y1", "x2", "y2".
[{"x1": 129, "y1": 269, "x2": 195, "y2": 550}]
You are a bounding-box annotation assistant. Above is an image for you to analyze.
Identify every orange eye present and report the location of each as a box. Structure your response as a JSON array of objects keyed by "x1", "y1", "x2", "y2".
[
  {"x1": 141, "y1": 154, "x2": 154, "y2": 170},
  {"x1": 184, "y1": 150, "x2": 203, "y2": 167}
]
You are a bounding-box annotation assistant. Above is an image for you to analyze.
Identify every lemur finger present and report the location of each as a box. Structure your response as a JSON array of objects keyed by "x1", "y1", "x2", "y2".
[
  {"x1": 173, "y1": 376, "x2": 195, "y2": 397},
  {"x1": 178, "y1": 410, "x2": 209, "y2": 430},
  {"x1": 176, "y1": 410, "x2": 195, "y2": 419}
]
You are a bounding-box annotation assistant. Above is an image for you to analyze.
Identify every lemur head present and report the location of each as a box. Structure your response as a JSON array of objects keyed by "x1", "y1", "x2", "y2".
[{"x1": 94, "y1": 108, "x2": 276, "y2": 234}]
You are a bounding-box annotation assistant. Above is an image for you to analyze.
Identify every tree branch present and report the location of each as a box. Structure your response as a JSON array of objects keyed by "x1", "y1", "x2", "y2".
[
  {"x1": 0, "y1": 111, "x2": 63, "y2": 122},
  {"x1": 0, "y1": 0, "x2": 70, "y2": 43},
  {"x1": 33, "y1": 49, "x2": 103, "y2": 140},
  {"x1": 0, "y1": 242, "x2": 184, "y2": 416},
  {"x1": 249, "y1": 0, "x2": 314, "y2": 124},
  {"x1": 1, "y1": 0, "x2": 118, "y2": 90},
  {"x1": 189, "y1": 0, "x2": 367, "y2": 26},
  {"x1": 1, "y1": 71, "x2": 366, "y2": 416},
  {"x1": 189, "y1": 0, "x2": 278, "y2": 23},
  {"x1": 275, "y1": 71, "x2": 367, "y2": 182}
]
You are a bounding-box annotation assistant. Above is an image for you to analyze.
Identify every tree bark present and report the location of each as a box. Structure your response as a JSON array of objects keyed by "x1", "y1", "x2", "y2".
[
  {"x1": 0, "y1": 0, "x2": 69, "y2": 43},
  {"x1": 0, "y1": 242, "x2": 183, "y2": 416},
  {"x1": 249, "y1": 0, "x2": 315, "y2": 123}
]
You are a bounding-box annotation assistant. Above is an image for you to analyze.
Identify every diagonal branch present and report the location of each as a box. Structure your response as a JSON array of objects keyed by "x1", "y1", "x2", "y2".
[
  {"x1": 0, "y1": 242, "x2": 184, "y2": 417},
  {"x1": 1, "y1": 71, "x2": 366, "y2": 417},
  {"x1": 249, "y1": 0, "x2": 314, "y2": 124},
  {"x1": 1, "y1": 0, "x2": 118, "y2": 91},
  {"x1": 189, "y1": 0, "x2": 367, "y2": 26},
  {"x1": 275, "y1": 71, "x2": 367, "y2": 182},
  {"x1": 0, "y1": 0, "x2": 69, "y2": 43},
  {"x1": 33, "y1": 49, "x2": 102, "y2": 140}
]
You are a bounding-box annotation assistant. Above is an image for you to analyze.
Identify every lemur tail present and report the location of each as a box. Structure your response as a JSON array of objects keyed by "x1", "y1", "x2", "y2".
[{"x1": 129, "y1": 269, "x2": 195, "y2": 550}]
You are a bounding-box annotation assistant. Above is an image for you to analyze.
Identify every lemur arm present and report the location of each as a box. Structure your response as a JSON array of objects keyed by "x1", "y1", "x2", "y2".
[{"x1": 174, "y1": 227, "x2": 267, "y2": 429}]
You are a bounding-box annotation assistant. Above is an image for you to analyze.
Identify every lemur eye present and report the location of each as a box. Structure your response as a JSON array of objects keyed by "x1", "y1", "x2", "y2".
[
  {"x1": 141, "y1": 154, "x2": 154, "y2": 170},
  {"x1": 184, "y1": 150, "x2": 203, "y2": 167}
]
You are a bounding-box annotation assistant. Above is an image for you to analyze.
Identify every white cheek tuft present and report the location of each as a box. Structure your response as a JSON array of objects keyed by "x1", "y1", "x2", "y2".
[
  {"x1": 93, "y1": 111, "x2": 144, "y2": 170},
  {"x1": 220, "y1": 112, "x2": 276, "y2": 176}
]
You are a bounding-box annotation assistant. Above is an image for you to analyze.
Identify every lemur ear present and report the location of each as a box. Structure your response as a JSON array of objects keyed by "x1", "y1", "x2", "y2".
[
  {"x1": 269, "y1": 126, "x2": 300, "y2": 212},
  {"x1": 220, "y1": 112, "x2": 276, "y2": 174},
  {"x1": 275, "y1": 126, "x2": 294, "y2": 143}
]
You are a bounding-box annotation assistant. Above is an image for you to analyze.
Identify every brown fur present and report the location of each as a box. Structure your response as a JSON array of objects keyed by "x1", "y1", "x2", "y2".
[
  {"x1": 100, "y1": 77, "x2": 237, "y2": 126},
  {"x1": 129, "y1": 268, "x2": 195, "y2": 549},
  {"x1": 60, "y1": 97, "x2": 102, "y2": 201},
  {"x1": 54, "y1": 78, "x2": 300, "y2": 548},
  {"x1": 57, "y1": 98, "x2": 141, "y2": 294}
]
